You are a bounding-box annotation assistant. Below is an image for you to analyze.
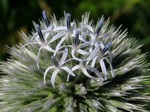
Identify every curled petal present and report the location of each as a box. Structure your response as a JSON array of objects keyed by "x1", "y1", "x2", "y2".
[
  {"x1": 61, "y1": 66, "x2": 75, "y2": 77},
  {"x1": 82, "y1": 68, "x2": 97, "y2": 79},
  {"x1": 103, "y1": 57, "x2": 114, "y2": 78},
  {"x1": 87, "y1": 44, "x2": 100, "y2": 63},
  {"x1": 44, "y1": 26, "x2": 53, "y2": 40},
  {"x1": 72, "y1": 65, "x2": 97, "y2": 79},
  {"x1": 77, "y1": 49, "x2": 89, "y2": 55},
  {"x1": 61, "y1": 66, "x2": 76, "y2": 82},
  {"x1": 36, "y1": 47, "x2": 44, "y2": 69},
  {"x1": 53, "y1": 26, "x2": 66, "y2": 31},
  {"x1": 44, "y1": 66, "x2": 55, "y2": 85},
  {"x1": 99, "y1": 58, "x2": 107, "y2": 79},
  {"x1": 36, "y1": 46, "x2": 54, "y2": 69},
  {"x1": 51, "y1": 69, "x2": 60, "y2": 88},
  {"x1": 90, "y1": 33, "x2": 97, "y2": 45},
  {"x1": 49, "y1": 31, "x2": 65, "y2": 44},
  {"x1": 71, "y1": 65, "x2": 80, "y2": 71},
  {"x1": 45, "y1": 46, "x2": 55, "y2": 52},
  {"x1": 71, "y1": 50, "x2": 82, "y2": 61},
  {"x1": 87, "y1": 66, "x2": 104, "y2": 80},
  {"x1": 83, "y1": 24, "x2": 94, "y2": 34},
  {"x1": 67, "y1": 74, "x2": 70, "y2": 82},
  {"x1": 78, "y1": 42, "x2": 90, "y2": 49},
  {"x1": 60, "y1": 48, "x2": 68, "y2": 65},
  {"x1": 91, "y1": 57, "x2": 98, "y2": 67},
  {"x1": 79, "y1": 34, "x2": 87, "y2": 43},
  {"x1": 54, "y1": 36, "x2": 66, "y2": 56}
]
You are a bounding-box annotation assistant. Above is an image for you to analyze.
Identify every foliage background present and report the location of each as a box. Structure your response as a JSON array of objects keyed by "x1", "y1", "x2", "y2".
[{"x1": 0, "y1": 0, "x2": 150, "y2": 61}]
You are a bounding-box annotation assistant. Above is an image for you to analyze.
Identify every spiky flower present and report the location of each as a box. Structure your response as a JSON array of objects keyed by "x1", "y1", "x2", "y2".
[{"x1": 0, "y1": 11, "x2": 149, "y2": 112}]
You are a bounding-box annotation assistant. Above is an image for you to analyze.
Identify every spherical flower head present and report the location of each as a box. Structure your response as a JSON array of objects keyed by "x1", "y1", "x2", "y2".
[{"x1": 0, "y1": 11, "x2": 149, "y2": 111}]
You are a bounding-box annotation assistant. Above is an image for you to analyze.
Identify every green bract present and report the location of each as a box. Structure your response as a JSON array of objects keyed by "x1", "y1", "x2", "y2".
[{"x1": 0, "y1": 11, "x2": 149, "y2": 112}]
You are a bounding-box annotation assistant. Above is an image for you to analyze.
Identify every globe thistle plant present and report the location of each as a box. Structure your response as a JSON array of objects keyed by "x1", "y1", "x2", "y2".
[{"x1": 0, "y1": 11, "x2": 150, "y2": 112}]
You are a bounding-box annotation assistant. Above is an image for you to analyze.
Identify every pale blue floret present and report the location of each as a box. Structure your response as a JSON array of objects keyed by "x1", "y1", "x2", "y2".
[
  {"x1": 71, "y1": 59, "x2": 104, "y2": 81},
  {"x1": 21, "y1": 12, "x2": 115, "y2": 87},
  {"x1": 21, "y1": 23, "x2": 55, "y2": 69},
  {"x1": 44, "y1": 49, "x2": 75, "y2": 87}
]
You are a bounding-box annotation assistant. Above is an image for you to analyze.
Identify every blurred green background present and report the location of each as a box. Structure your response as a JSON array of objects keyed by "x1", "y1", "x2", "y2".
[{"x1": 0, "y1": 0, "x2": 150, "y2": 61}]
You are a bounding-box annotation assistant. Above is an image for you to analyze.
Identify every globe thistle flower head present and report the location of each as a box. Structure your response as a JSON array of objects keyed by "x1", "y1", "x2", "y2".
[{"x1": 0, "y1": 11, "x2": 150, "y2": 112}]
